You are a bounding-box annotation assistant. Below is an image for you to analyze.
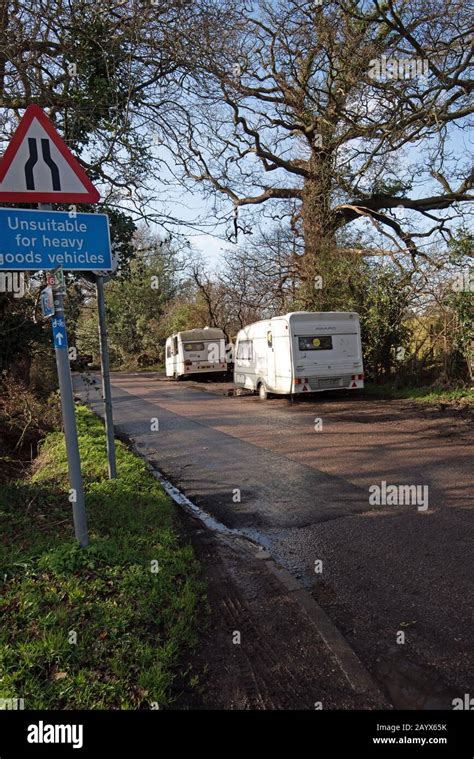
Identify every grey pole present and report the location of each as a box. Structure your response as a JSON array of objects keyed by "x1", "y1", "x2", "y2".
[
  {"x1": 96, "y1": 275, "x2": 117, "y2": 479},
  {"x1": 52, "y1": 288, "x2": 89, "y2": 547},
  {"x1": 40, "y1": 203, "x2": 89, "y2": 547}
]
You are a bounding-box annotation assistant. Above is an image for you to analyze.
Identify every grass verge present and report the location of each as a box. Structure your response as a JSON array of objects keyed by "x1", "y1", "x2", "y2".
[
  {"x1": 363, "y1": 383, "x2": 474, "y2": 406},
  {"x1": 0, "y1": 406, "x2": 203, "y2": 709}
]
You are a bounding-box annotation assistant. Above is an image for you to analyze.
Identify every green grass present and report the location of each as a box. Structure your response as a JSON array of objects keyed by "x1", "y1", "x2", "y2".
[
  {"x1": 363, "y1": 383, "x2": 474, "y2": 405},
  {"x1": 110, "y1": 363, "x2": 165, "y2": 373},
  {"x1": 0, "y1": 406, "x2": 203, "y2": 709}
]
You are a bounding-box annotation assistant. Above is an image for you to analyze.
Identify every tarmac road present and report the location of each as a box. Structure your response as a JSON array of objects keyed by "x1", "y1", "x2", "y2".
[{"x1": 74, "y1": 372, "x2": 473, "y2": 708}]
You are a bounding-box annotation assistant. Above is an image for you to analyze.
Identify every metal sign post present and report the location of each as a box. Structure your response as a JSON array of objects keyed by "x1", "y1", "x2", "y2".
[
  {"x1": 96, "y1": 275, "x2": 116, "y2": 479},
  {"x1": 40, "y1": 203, "x2": 88, "y2": 548}
]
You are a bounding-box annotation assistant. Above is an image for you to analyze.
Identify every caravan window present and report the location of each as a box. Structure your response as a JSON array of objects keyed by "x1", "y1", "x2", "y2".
[
  {"x1": 183, "y1": 341, "x2": 205, "y2": 352},
  {"x1": 166, "y1": 344, "x2": 172, "y2": 358},
  {"x1": 236, "y1": 340, "x2": 253, "y2": 361},
  {"x1": 298, "y1": 335, "x2": 333, "y2": 351}
]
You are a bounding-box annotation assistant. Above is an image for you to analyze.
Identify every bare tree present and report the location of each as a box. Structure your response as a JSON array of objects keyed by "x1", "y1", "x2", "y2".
[
  {"x1": 219, "y1": 226, "x2": 300, "y2": 323},
  {"x1": 165, "y1": 0, "x2": 473, "y2": 282},
  {"x1": 0, "y1": 0, "x2": 197, "y2": 222}
]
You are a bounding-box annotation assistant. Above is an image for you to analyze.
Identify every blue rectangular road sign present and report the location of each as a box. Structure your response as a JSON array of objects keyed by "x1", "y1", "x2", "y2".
[
  {"x1": 52, "y1": 316, "x2": 68, "y2": 349},
  {"x1": 0, "y1": 208, "x2": 111, "y2": 270}
]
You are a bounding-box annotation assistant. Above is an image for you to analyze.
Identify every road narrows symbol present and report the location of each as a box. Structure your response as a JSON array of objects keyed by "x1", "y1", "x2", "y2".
[
  {"x1": 25, "y1": 138, "x2": 38, "y2": 190},
  {"x1": 41, "y1": 138, "x2": 61, "y2": 190},
  {"x1": 24, "y1": 137, "x2": 61, "y2": 191}
]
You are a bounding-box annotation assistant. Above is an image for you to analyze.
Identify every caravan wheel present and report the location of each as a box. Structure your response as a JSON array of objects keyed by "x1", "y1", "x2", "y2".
[{"x1": 258, "y1": 382, "x2": 268, "y2": 400}]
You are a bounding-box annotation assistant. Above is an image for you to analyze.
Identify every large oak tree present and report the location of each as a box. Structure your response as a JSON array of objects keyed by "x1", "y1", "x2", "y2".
[{"x1": 166, "y1": 0, "x2": 473, "y2": 292}]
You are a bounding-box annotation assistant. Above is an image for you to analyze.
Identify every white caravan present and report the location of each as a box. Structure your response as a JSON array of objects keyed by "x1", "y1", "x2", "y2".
[
  {"x1": 234, "y1": 312, "x2": 364, "y2": 399},
  {"x1": 165, "y1": 327, "x2": 227, "y2": 379}
]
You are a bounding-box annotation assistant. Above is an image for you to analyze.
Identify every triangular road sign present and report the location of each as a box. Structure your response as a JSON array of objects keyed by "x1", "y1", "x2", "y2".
[{"x1": 0, "y1": 105, "x2": 100, "y2": 203}]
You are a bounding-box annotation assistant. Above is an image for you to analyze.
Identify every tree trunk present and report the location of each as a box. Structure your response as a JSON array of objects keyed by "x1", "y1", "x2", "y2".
[{"x1": 298, "y1": 152, "x2": 336, "y2": 309}]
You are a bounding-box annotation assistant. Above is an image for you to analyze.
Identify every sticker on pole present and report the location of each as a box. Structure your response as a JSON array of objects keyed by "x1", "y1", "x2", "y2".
[
  {"x1": 47, "y1": 267, "x2": 65, "y2": 291},
  {"x1": 52, "y1": 316, "x2": 68, "y2": 349},
  {"x1": 0, "y1": 105, "x2": 100, "y2": 203},
  {"x1": 40, "y1": 286, "x2": 55, "y2": 318}
]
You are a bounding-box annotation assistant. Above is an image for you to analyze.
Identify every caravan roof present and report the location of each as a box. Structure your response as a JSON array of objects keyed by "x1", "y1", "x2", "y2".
[
  {"x1": 238, "y1": 312, "x2": 360, "y2": 330},
  {"x1": 174, "y1": 327, "x2": 225, "y2": 341},
  {"x1": 286, "y1": 311, "x2": 360, "y2": 323}
]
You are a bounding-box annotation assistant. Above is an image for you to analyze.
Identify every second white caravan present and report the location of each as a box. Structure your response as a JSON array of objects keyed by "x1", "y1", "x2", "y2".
[
  {"x1": 165, "y1": 327, "x2": 227, "y2": 379},
  {"x1": 234, "y1": 312, "x2": 364, "y2": 399}
]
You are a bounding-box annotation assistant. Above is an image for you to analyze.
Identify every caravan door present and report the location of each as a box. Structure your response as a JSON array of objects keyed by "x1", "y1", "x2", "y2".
[
  {"x1": 165, "y1": 338, "x2": 174, "y2": 377},
  {"x1": 266, "y1": 327, "x2": 276, "y2": 389}
]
